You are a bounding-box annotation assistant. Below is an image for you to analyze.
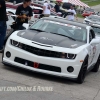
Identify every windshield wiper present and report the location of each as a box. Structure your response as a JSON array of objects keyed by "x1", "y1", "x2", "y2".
[
  {"x1": 50, "y1": 32, "x2": 76, "y2": 41},
  {"x1": 30, "y1": 28, "x2": 45, "y2": 32}
]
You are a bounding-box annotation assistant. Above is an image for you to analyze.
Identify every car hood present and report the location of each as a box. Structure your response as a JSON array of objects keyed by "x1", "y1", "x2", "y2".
[{"x1": 17, "y1": 30, "x2": 85, "y2": 48}]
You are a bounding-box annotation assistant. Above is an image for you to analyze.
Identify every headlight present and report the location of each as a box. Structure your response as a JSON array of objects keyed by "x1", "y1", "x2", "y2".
[
  {"x1": 11, "y1": 40, "x2": 19, "y2": 46},
  {"x1": 67, "y1": 53, "x2": 76, "y2": 59},
  {"x1": 61, "y1": 53, "x2": 76, "y2": 59},
  {"x1": 11, "y1": 40, "x2": 23, "y2": 48}
]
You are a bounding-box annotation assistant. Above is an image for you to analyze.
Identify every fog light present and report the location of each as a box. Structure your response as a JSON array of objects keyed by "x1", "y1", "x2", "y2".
[
  {"x1": 6, "y1": 51, "x2": 11, "y2": 58},
  {"x1": 67, "y1": 66, "x2": 74, "y2": 73}
]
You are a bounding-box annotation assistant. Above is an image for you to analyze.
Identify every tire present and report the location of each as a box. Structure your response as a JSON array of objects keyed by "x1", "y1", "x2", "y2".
[
  {"x1": 77, "y1": 56, "x2": 88, "y2": 84},
  {"x1": 92, "y1": 55, "x2": 100, "y2": 72}
]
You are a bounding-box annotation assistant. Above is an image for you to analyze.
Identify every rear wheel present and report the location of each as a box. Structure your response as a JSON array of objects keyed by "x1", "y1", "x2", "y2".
[
  {"x1": 77, "y1": 56, "x2": 88, "y2": 84},
  {"x1": 92, "y1": 55, "x2": 100, "y2": 72}
]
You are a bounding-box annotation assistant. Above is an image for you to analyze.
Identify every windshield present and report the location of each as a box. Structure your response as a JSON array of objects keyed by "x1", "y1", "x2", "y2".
[
  {"x1": 30, "y1": 20, "x2": 87, "y2": 42},
  {"x1": 92, "y1": 26, "x2": 100, "y2": 35}
]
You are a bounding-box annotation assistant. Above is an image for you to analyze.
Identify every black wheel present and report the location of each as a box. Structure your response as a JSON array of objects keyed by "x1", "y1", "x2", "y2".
[
  {"x1": 77, "y1": 56, "x2": 88, "y2": 84},
  {"x1": 92, "y1": 55, "x2": 100, "y2": 72}
]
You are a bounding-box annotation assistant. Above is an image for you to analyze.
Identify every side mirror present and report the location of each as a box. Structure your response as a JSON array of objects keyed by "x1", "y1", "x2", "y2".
[
  {"x1": 22, "y1": 23, "x2": 29, "y2": 30},
  {"x1": 90, "y1": 39, "x2": 100, "y2": 45}
]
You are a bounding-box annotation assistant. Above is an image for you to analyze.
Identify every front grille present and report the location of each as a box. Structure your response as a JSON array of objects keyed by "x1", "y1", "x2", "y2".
[
  {"x1": 14, "y1": 57, "x2": 61, "y2": 73},
  {"x1": 21, "y1": 44, "x2": 64, "y2": 58}
]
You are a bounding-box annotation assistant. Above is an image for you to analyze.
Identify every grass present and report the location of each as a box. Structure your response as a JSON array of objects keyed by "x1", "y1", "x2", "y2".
[
  {"x1": 77, "y1": 0, "x2": 100, "y2": 18},
  {"x1": 81, "y1": 0, "x2": 100, "y2": 6},
  {"x1": 77, "y1": 13, "x2": 84, "y2": 18}
]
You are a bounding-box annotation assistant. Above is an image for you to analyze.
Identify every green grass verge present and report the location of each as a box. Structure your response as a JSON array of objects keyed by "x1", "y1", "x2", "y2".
[
  {"x1": 77, "y1": 13, "x2": 84, "y2": 18},
  {"x1": 81, "y1": 0, "x2": 100, "y2": 6}
]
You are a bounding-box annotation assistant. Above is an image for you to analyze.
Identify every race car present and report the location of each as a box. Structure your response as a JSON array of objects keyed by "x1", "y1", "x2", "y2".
[
  {"x1": 83, "y1": 15, "x2": 100, "y2": 25},
  {"x1": 2, "y1": 17, "x2": 100, "y2": 84},
  {"x1": 83, "y1": 15, "x2": 100, "y2": 36},
  {"x1": 82, "y1": 8, "x2": 95, "y2": 17},
  {"x1": 92, "y1": 24, "x2": 100, "y2": 36},
  {"x1": 83, "y1": 20, "x2": 100, "y2": 37}
]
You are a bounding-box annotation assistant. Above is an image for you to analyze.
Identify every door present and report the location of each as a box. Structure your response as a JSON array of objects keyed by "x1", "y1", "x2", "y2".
[{"x1": 88, "y1": 30, "x2": 97, "y2": 67}]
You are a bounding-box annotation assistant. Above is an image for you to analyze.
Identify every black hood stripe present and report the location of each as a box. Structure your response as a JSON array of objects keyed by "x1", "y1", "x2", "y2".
[{"x1": 17, "y1": 30, "x2": 85, "y2": 48}]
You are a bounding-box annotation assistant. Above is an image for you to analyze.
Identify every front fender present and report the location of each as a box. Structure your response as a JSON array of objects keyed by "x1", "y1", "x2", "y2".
[{"x1": 76, "y1": 48, "x2": 88, "y2": 61}]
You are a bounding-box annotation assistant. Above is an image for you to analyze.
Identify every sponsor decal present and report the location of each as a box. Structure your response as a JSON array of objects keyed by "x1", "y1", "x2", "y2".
[
  {"x1": 71, "y1": 44, "x2": 78, "y2": 47},
  {"x1": 21, "y1": 32, "x2": 25, "y2": 36},
  {"x1": 93, "y1": 46, "x2": 96, "y2": 54},
  {"x1": 89, "y1": 46, "x2": 96, "y2": 64},
  {"x1": 25, "y1": 61, "x2": 28, "y2": 66},
  {"x1": 34, "y1": 62, "x2": 39, "y2": 68},
  {"x1": 40, "y1": 37, "x2": 53, "y2": 41}
]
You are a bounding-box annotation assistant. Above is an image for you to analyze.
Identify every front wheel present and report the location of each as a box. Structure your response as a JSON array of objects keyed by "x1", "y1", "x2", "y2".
[{"x1": 77, "y1": 56, "x2": 88, "y2": 84}]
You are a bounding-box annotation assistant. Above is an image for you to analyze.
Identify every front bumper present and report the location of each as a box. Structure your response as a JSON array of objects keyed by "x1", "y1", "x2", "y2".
[{"x1": 3, "y1": 41, "x2": 84, "y2": 79}]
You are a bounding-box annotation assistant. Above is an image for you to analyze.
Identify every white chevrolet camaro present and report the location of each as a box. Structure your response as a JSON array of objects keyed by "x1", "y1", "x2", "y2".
[{"x1": 2, "y1": 17, "x2": 100, "y2": 84}]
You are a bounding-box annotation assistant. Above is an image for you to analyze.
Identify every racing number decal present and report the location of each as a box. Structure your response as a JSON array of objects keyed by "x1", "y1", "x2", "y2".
[
  {"x1": 93, "y1": 46, "x2": 96, "y2": 54},
  {"x1": 91, "y1": 46, "x2": 96, "y2": 63},
  {"x1": 89, "y1": 45, "x2": 97, "y2": 65}
]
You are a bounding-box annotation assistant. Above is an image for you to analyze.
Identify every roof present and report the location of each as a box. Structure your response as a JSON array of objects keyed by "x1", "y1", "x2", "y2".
[{"x1": 42, "y1": 17, "x2": 89, "y2": 28}]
